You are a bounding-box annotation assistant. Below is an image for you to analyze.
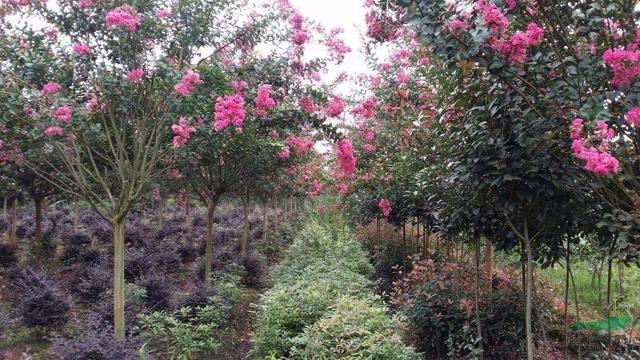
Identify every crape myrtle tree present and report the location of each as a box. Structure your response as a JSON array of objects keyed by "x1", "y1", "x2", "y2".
[
  {"x1": 369, "y1": 0, "x2": 640, "y2": 358},
  {"x1": 0, "y1": 0, "x2": 275, "y2": 339},
  {"x1": 168, "y1": 2, "x2": 348, "y2": 284}
]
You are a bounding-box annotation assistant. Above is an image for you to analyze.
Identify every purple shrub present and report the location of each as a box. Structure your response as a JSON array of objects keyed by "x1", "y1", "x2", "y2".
[
  {"x1": 73, "y1": 265, "x2": 112, "y2": 303},
  {"x1": 8, "y1": 266, "x2": 70, "y2": 328},
  {"x1": 240, "y1": 252, "x2": 264, "y2": 287},
  {"x1": 174, "y1": 280, "x2": 212, "y2": 309},
  {"x1": 124, "y1": 249, "x2": 148, "y2": 281},
  {"x1": 51, "y1": 317, "x2": 143, "y2": 360},
  {"x1": 0, "y1": 243, "x2": 18, "y2": 268},
  {"x1": 125, "y1": 220, "x2": 151, "y2": 248},
  {"x1": 177, "y1": 243, "x2": 199, "y2": 264},
  {"x1": 136, "y1": 274, "x2": 175, "y2": 310},
  {"x1": 64, "y1": 231, "x2": 91, "y2": 247},
  {"x1": 0, "y1": 217, "x2": 8, "y2": 232}
]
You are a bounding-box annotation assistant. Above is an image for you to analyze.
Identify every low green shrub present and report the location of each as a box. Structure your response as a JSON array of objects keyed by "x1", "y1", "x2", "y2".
[
  {"x1": 253, "y1": 217, "x2": 419, "y2": 359},
  {"x1": 253, "y1": 271, "x2": 372, "y2": 358},
  {"x1": 291, "y1": 296, "x2": 421, "y2": 359}
]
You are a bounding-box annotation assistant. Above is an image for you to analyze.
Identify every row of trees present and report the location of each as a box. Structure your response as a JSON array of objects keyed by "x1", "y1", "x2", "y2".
[
  {"x1": 330, "y1": 1, "x2": 640, "y2": 359},
  {"x1": 0, "y1": 0, "x2": 344, "y2": 338}
]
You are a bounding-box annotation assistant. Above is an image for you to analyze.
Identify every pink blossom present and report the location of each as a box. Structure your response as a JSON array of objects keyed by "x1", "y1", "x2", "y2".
[
  {"x1": 337, "y1": 183, "x2": 349, "y2": 196},
  {"x1": 174, "y1": 70, "x2": 203, "y2": 96},
  {"x1": 572, "y1": 139, "x2": 619, "y2": 175},
  {"x1": 325, "y1": 29, "x2": 352, "y2": 64},
  {"x1": 625, "y1": 107, "x2": 640, "y2": 127},
  {"x1": 326, "y1": 96, "x2": 345, "y2": 118},
  {"x1": 171, "y1": 116, "x2": 196, "y2": 148},
  {"x1": 55, "y1": 105, "x2": 73, "y2": 123},
  {"x1": 72, "y1": 43, "x2": 91, "y2": 56},
  {"x1": 255, "y1": 84, "x2": 276, "y2": 117},
  {"x1": 362, "y1": 144, "x2": 376, "y2": 153},
  {"x1": 41, "y1": 82, "x2": 61, "y2": 95},
  {"x1": 378, "y1": 198, "x2": 391, "y2": 218},
  {"x1": 285, "y1": 135, "x2": 315, "y2": 156},
  {"x1": 86, "y1": 96, "x2": 100, "y2": 112},
  {"x1": 505, "y1": 0, "x2": 517, "y2": 10},
  {"x1": 214, "y1": 94, "x2": 246, "y2": 131},
  {"x1": 475, "y1": 0, "x2": 509, "y2": 34},
  {"x1": 396, "y1": 71, "x2": 410, "y2": 84},
  {"x1": 44, "y1": 126, "x2": 63, "y2": 137},
  {"x1": 524, "y1": 23, "x2": 544, "y2": 46},
  {"x1": 105, "y1": 5, "x2": 141, "y2": 32},
  {"x1": 299, "y1": 97, "x2": 316, "y2": 113},
  {"x1": 270, "y1": 129, "x2": 280, "y2": 139},
  {"x1": 308, "y1": 179, "x2": 323, "y2": 198},
  {"x1": 336, "y1": 139, "x2": 356, "y2": 178},
  {"x1": 570, "y1": 118, "x2": 583, "y2": 140},
  {"x1": 155, "y1": 9, "x2": 170, "y2": 19},
  {"x1": 291, "y1": 29, "x2": 310, "y2": 45},
  {"x1": 167, "y1": 168, "x2": 183, "y2": 179},
  {"x1": 231, "y1": 80, "x2": 248, "y2": 93},
  {"x1": 495, "y1": 32, "x2": 528, "y2": 64},
  {"x1": 288, "y1": 11, "x2": 304, "y2": 30},
  {"x1": 78, "y1": 0, "x2": 99, "y2": 8},
  {"x1": 126, "y1": 68, "x2": 144, "y2": 83},
  {"x1": 603, "y1": 48, "x2": 640, "y2": 87},
  {"x1": 278, "y1": 146, "x2": 290, "y2": 159}
]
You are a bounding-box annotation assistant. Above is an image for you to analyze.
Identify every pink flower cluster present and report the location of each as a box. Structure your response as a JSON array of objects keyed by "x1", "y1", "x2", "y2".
[
  {"x1": 364, "y1": 9, "x2": 400, "y2": 43},
  {"x1": 299, "y1": 97, "x2": 316, "y2": 113},
  {"x1": 570, "y1": 118, "x2": 619, "y2": 175},
  {"x1": 289, "y1": 11, "x2": 309, "y2": 46},
  {"x1": 44, "y1": 126, "x2": 63, "y2": 137},
  {"x1": 156, "y1": 9, "x2": 170, "y2": 19},
  {"x1": 42, "y1": 82, "x2": 61, "y2": 95},
  {"x1": 493, "y1": 23, "x2": 544, "y2": 64},
  {"x1": 126, "y1": 68, "x2": 144, "y2": 83},
  {"x1": 336, "y1": 139, "x2": 356, "y2": 178},
  {"x1": 308, "y1": 179, "x2": 323, "y2": 198},
  {"x1": 378, "y1": 198, "x2": 391, "y2": 218},
  {"x1": 625, "y1": 107, "x2": 640, "y2": 127},
  {"x1": 231, "y1": 80, "x2": 248, "y2": 93},
  {"x1": 337, "y1": 183, "x2": 349, "y2": 196},
  {"x1": 55, "y1": 105, "x2": 73, "y2": 123},
  {"x1": 72, "y1": 43, "x2": 91, "y2": 56},
  {"x1": 278, "y1": 146, "x2": 290, "y2": 160},
  {"x1": 325, "y1": 28, "x2": 352, "y2": 64},
  {"x1": 171, "y1": 117, "x2": 196, "y2": 148},
  {"x1": 475, "y1": 0, "x2": 509, "y2": 34},
  {"x1": 285, "y1": 135, "x2": 315, "y2": 156},
  {"x1": 214, "y1": 94, "x2": 246, "y2": 131},
  {"x1": 255, "y1": 84, "x2": 276, "y2": 117},
  {"x1": 603, "y1": 48, "x2": 640, "y2": 87},
  {"x1": 174, "y1": 70, "x2": 203, "y2": 96},
  {"x1": 105, "y1": 5, "x2": 141, "y2": 32},
  {"x1": 326, "y1": 96, "x2": 346, "y2": 118}
]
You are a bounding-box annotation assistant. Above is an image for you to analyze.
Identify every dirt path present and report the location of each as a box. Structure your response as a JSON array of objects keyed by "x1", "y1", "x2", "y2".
[{"x1": 210, "y1": 286, "x2": 263, "y2": 360}]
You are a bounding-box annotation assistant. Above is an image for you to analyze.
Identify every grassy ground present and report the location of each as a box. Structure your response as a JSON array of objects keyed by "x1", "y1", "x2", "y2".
[{"x1": 539, "y1": 260, "x2": 640, "y2": 320}]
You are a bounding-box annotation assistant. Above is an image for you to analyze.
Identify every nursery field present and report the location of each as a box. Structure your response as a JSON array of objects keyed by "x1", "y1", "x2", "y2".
[{"x1": 3, "y1": 0, "x2": 640, "y2": 359}]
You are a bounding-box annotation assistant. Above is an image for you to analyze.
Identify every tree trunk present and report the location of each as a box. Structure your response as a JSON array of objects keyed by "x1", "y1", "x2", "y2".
[
  {"x1": 606, "y1": 258, "x2": 613, "y2": 339},
  {"x1": 564, "y1": 241, "x2": 570, "y2": 360},
  {"x1": 204, "y1": 199, "x2": 218, "y2": 286},
  {"x1": 34, "y1": 197, "x2": 44, "y2": 269},
  {"x1": 273, "y1": 195, "x2": 279, "y2": 227},
  {"x1": 73, "y1": 200, "x2": 80, "y2": 232},
  {"x1": 484, "y1": 239, "x2": 493, "y2": 291},
  {"x1": 618, "y1": 260, "x2": 624, "y2": 298},
  {"x1": 112, "y1": 218, "x2": 126, "y2": 340},
  {"x1": 184, "y1": 200, "x2": 191, "y2": 228},
  {"x1": 159, "y1": 199, "x2": 166, "y2": 228},
  {"x1": 283, "y1": 197, "x2": 288, "y2": 224},
  {"x1": 523, "y1": 221, "x2": 534, "y2": 360},
  {"x1": 241, "y1": 194, "x2": 249, "y2": 256},
  {"x1": 569, "y1": 266, "x2": 580, "y2": 322},
  {"x1": 474, "y1": 236, "x2": 484, "y2": 359},
  {"x1": 9, "y1": 198, "x2": 17, "y2": 246},
  {"x1": 262, "y1": 199, "x2": 268, "y2": 243}
]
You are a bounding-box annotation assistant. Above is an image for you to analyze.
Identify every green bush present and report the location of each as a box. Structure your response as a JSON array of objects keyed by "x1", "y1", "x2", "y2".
[
  {"x1": 253, "y1": 217, "x2": 419, "y2": 359},
  {"x1": 291, "y1": 296, "x2": 421, "y2": 359},
  {"x1": 138, "y1": 304, "x2": 220, "y2": 360},
  {"x1": 253, "y1": 271, "x2": 372, "y2": 358}
]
